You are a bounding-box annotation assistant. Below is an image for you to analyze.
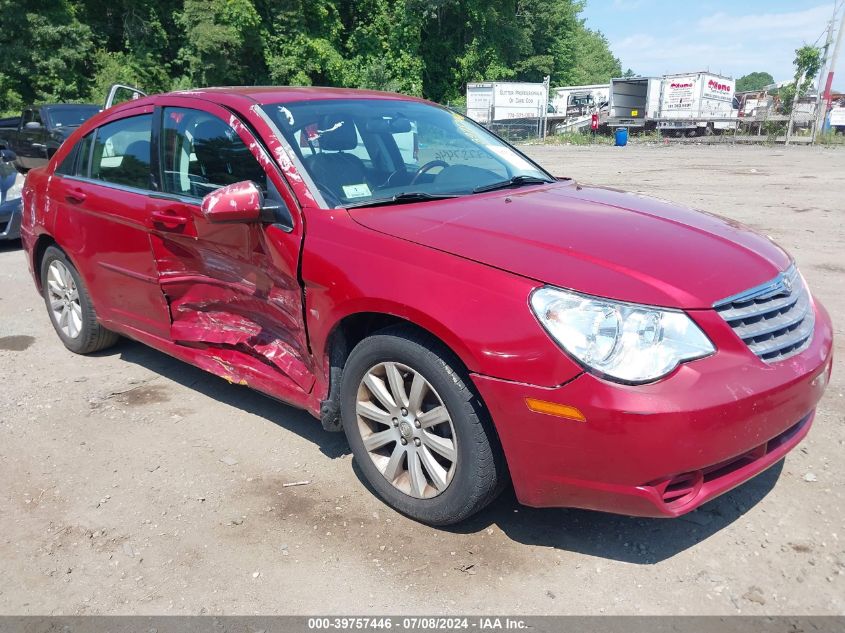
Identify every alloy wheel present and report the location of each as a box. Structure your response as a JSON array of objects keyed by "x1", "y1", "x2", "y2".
[
  {"x1": 46, "y1": 260, "x2": 83, "y2": 339},
  {"x1": 355, "y1": 362, "x2": 457, "y2": 499}
]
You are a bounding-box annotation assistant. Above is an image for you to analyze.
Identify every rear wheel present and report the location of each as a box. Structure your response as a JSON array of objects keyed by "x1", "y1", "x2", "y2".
[
  {"x1": 340, "y1": 326, "x2": 507, "y2": 525},
  {"x1": 41, "y1": 246, "x2": 119, "y2": 354}
]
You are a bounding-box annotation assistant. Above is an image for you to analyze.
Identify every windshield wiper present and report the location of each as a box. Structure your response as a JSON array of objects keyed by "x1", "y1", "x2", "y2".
[
  {"x1": 472, "y1": 175, "x2": 553, "y2": 194},
  {"x1": 343, "y1": 192, "x2": 459, "y2": 209}
]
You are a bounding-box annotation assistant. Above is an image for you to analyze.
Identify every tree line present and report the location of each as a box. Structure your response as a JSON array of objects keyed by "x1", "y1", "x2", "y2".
[{"x1": 0, "y1": 0, "x2": 623, "y2": 115}]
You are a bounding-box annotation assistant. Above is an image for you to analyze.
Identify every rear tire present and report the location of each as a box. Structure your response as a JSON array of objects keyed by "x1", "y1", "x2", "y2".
[
  {"x1": 340, "y1": 326, "x2": 507, "y2": 525},
  {"x1": 41, "y1": 246, "x2": 119, "y2": 354}
]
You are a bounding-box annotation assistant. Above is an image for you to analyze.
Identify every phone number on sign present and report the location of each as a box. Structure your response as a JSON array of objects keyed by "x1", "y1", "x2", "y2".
[{"x1": 307, "y1": 617, "x2": 472, "y2": 630}]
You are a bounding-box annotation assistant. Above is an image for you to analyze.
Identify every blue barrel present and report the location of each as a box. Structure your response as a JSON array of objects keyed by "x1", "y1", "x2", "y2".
[{"x1": 614, "y1": 127, "x2": 629, "y2": 147}]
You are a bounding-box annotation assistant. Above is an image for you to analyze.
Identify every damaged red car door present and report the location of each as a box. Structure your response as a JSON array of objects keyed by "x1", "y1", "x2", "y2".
[
  {"x1": 148, "y1": 99, "x2": 314, "y2": 402},
  {"x1": 47, "y1": 107, "x2": 173, "y2": 339}
]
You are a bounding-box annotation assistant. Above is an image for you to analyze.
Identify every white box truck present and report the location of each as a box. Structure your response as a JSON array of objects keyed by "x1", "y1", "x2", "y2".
[
  {"x1": 607, "y1": 77, "x2": 662, "y2": 128},
  {"x1": 466, "y1": 82, "x2": 548, "y2": 123},
  {"x1": 658, "y1": 72, "x2": 738, "y2": 136}
]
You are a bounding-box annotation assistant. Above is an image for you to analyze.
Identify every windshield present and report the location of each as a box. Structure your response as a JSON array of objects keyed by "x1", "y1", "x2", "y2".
[
  {"x1": 47, "y1": 106, "x2": 101, "y2": 128},
  {"x1": 261, "y1": 99, "x2": 553, "y2": 208}
]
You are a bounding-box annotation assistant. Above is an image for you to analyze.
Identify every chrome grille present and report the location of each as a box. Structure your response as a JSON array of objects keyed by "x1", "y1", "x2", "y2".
[{"x1": 714, "y1": 265, "x2": 815, "y2": 363}]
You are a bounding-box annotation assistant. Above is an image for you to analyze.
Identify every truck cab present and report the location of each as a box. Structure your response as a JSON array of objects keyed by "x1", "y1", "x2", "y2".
[{"x1": 0, "y1": 104, "x2": 100, "y2": 173}]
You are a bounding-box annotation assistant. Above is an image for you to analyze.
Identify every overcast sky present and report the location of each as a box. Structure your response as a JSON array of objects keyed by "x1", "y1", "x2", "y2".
[{"x1": 581, "y1": 0, "x2": 843, "y2": 87}]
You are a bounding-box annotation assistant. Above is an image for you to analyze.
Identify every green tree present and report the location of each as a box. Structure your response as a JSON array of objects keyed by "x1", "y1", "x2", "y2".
[
  {"x1": 736, "y1": 71, "x2": 775, "y2": 92},
  {"x1": 0, "y1": 0, "x2": 625, "y2": 114},
  {"x1": 417, "y1": 0, "x2": 598, "y2": 102},
  {"x1": 568, "y1": 27, "x2": 622, "y2": 85},
  {"x1": 258, "y1": 0, "x2": 346, "y2": 86},
  {"x1": 793, "y1": 45, "x2": 822, "y2": 93},
  {"x1": 778, "y1": 45, "x2": 822, "y2": 114},
  {"x1": 0, "y1": 0, "x2": 96, "y2": 111},
  {"x1": 176, "y1": 0, "x2": 266, "y2": 87},
  {"x1": 76, "y1": 0, "x2": 178, "y2": 97},
  {"x1": 339, "y1": 0, "x2": 425, "y2": 94}
]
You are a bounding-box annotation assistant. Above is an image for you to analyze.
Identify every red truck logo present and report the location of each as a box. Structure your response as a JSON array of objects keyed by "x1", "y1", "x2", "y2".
[
  {"x1": 708, "y1": 79, "x2": 731, "y2": 92},
  {"x1": 671, "y1": 82, "x2": 693, "y2": 89}
]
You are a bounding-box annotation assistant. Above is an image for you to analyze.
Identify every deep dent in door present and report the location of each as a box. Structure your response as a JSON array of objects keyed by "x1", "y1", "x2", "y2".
[{"x1": 152, "y1": 221, "x2": 314, "y2": 395}]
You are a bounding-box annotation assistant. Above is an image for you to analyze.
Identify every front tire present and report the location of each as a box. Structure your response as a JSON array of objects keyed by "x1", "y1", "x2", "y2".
[
  {"x1": 41, "y1": 246, "x2": 119, "y2": 354},
  {"x1": 340, "y1": 326, "x2": 507, "y2": 525}
]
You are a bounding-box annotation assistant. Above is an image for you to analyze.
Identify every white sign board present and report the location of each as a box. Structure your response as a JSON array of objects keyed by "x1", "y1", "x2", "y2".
[
  {"x1": 828, "y1": 107, "x2": 845, "y2": 127},
  {"x1": 491, "y1": 82, "x2": 547, "y2": 120},
  {"x1": 466, "y1": 82, "x2": 547, "y2": 122},
  {"x1": 466, "y1": 83, "x2": 494, "y2": 123}
]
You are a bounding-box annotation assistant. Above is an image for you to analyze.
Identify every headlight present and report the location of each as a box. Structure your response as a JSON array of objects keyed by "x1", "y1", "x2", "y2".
[
  {"x1": 5, "y1": 180, "x2": 22, "y2": 202},
  {"x1": 530, "y1": 286, "x2": 715, "y2": 383},
  {"x1": 1, "y1": 175, "x2": 22, "y2": 203}
]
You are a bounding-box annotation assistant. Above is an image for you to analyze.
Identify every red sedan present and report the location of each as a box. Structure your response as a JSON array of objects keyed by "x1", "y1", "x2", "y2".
[{"x1": 20, "y1": 87, "x2": 833, "y2": 525}]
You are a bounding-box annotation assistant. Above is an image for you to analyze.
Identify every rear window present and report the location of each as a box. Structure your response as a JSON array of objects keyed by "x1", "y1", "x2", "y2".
[
  {"x1": 47, "y1": 106, "x2": 100, "y2": 128},
  {"x1": 90, "y1": 114, "x2": 152, "y2": 190}
]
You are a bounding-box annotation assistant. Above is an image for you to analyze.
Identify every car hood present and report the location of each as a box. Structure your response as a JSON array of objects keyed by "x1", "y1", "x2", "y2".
[{"x1": 347, "y1": 180, "x2": 790, "y2": 308}]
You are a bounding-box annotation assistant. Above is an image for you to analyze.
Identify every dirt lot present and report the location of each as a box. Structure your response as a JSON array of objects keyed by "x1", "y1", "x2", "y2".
[{"x1": 0, "y1": 144, "x2": 843, "y2": 615}]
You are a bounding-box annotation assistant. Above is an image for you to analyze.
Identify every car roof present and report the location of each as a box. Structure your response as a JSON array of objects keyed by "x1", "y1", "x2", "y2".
[
  {"x1": 40, "y1": 103, "x2": 100, "y2": 108},
  {"x1": 106, "y1": 86, "x2": 428, "y2": 117},
  {"x1": 185, "y1": 86, "x2": 425, "y2": 103}
]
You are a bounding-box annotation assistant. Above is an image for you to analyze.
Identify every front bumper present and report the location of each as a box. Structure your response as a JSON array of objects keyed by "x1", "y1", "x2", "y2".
[
  {"x1": 0, "y1": 198, "x2": 21, "y2": 241},
  {"x1": 473, "y1": 301, "x2": 833, "y2": 517}
]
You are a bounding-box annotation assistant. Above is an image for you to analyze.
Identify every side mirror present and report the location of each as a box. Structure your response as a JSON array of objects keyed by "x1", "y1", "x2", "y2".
[
  {"x1": 201, "y1": 180, "x2": 263, "y2": 223},
  {"x1": 0, "y1": 148, "x2": 16, "y2": 163},
  {"x1": 24, "y1": 121, "x2": 42, "y2": 130}
]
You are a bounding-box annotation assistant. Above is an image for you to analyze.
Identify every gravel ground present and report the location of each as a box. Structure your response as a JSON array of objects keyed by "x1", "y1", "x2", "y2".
[{"x1": 0, "y1": 144, "x2": 842, "y2": 615}]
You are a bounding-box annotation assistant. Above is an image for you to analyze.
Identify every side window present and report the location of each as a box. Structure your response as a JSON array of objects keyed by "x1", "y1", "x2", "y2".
[
  {"x1": 77, "y1": 133, "x2": 94, "y2": 177},
  {"x1": 90, "y1": 114, "x2": 153, "y2": 190},
  {"x1": 55, "y1": 141, "x2": 79, "y2": 176},
  {"x1": 161, "y1": 107, "x2": 267, "y2": 199},
  {"x1": 21, "y1": 109, "x2": 42, "y2": 126},
  {"x1": 55, "y1": 132, "x2": 93, "y2": 177}
]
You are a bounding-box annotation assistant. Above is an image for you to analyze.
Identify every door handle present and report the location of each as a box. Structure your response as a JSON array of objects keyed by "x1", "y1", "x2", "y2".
[
  {"x1": 65, "y1": 188, "x2": 87, "y2": 204},
  {"x1": 150, "y1": 208, "x2": 190, "y2": 230}
]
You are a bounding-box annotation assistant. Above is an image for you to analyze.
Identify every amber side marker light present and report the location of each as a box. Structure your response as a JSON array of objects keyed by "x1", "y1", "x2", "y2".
[{"x1": 525, "y1": 398, "x2": 586, "y2": 422}]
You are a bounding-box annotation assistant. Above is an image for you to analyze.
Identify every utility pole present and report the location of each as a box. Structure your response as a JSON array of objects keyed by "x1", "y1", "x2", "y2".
[
  {"x1": 821, "y1": 4, "x2": 845, "y2": 131},
  {"x1": 542, "y1": 75, "x2": 550, "y2": 140},
  {"x1": 813, "y1": 14, "x2": 835, "y2": 142}
]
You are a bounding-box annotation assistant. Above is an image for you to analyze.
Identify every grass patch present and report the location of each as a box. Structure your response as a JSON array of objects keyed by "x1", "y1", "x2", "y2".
[
  {"x1": 816, "y1": 131, "x2": 845, "y2": 146},
  {"x1": 544, "y1": 132, "x2": 613, "y2": 145}
]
